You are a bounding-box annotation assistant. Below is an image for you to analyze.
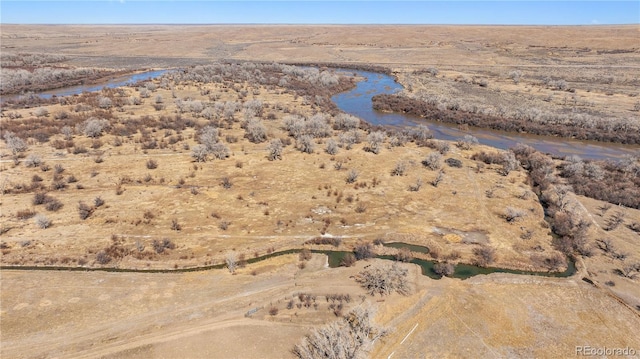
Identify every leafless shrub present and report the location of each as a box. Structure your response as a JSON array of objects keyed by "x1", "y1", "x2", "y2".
[
  {"x1": 220, "y1": 177, "x2": 233, "y2": 189},
  {"x1": 198, "y1": 126, "x2": 219, "y2": 151},
  {"x1": 627, "y1": 222, "x2": 640, "y2": 233},
  {"x1": 146, "y1": 159, "x2": 158, "y2": 169},
  {"x1": 34, "y1": 214, "x2": 51, "y2": 229},
  {"x1": 78, "y1": 201, "x2": 93, "y2": 220},
  {"x1": 191, "y1": 145, "x2": 208, "y2": 162},
  {"x1": 604, "y1": 211, "x2": 625, "y2": 231},
  {"x1": 3, "y1": 132, "x2": 27, "y2": 154},
  {"x1": 333, "y1": 113, "x2": 360, "y2": 131},
  {"x1": 297, "y1": 135, "x2": 315, "y2": 154},
  {"x1": 96, "y1": 251, "x2": 112, "y2": 265},
  {"x1": 395, "y1": 247, "x2": 413, "y2": 262},
  {"x1": 23, "y1": 154, "x2": 42, "y2": 168},
  {"x1": 210, "y1": 143, "x2": 230, "y2": 160},
  {"x1": 408, "y1": 178, "x2": 423, "y2": 192},
  {"x1": 45, "y1": 198, "x2": 63, "y2": 211},
  {"x1": 83, "y1": 118, "x2": 109, "y2": 138},
  {"x1": 299, "y1": 248, "x2": 312, "y2": 261},
  {"x1": 422, "y1": 152, "x2": 442, "y2": 170},
  {"x1": 306, "y1": 236, "x2": 342, "y2": 247},
  {"x1": 391, "y1": 161, "x2": 407, "y2": 176},
  {"x1": 245, "y1": 118, "x2": 267, "y2": 143},
  {"x1": 306, "y1": 114, "x2": 332, "y2": 138},
  {"x1": 97, "y1": 96, "x2": 112, "y2": 109},
  {"x1": 473, "y1": 246, "x2": 496, "y2": 266},
  {"x1": 152, "y1": 238, "x2": 175, "y2": 254},
  {"x1": 34, "y1": 107, "x2": 49, "y2": 118},
  {"x1": 354, "y1": 243, "x2": 374, "y2": 260},
  {"x1": 219, "y1": 220, "x2": 230, "y2": 231},
  {"x1": 357, "y1": 263, "x2": 410, "y2": 296},
  {"x1": 433, "y1": 262, "x2": 455, "y2": 277},
  {"x1": 340, "y1": 253, "x2": 357, "y2": 267},
  {"x1": 457, "y1": 135, "x2": 478, "y2": 150},
  {"x1": 614, "y1": 263, "x2": 640, "y2": 279},
  {"x1": 94, "y1": 196, "x2": 105, "y2": 208},
  {"x1": 72, "y1": 145, "x2": 88, "y2": 155},
  {"x1": 346, "y1": 169, "x2": 359, "y2": 184},
  {"x1": 501, "y1": 151, "x2": 520, "y2": 175},
  {"x1": 388, "y1": 133, "x2": 408, "y2": 148},
  {"x1": 596, "y1": 238, "x2": 615, "y2": 254},
  {"x1": 366, "y1": 131, "x2": 385, "y2": 154},
  {"x1": 325, "y1": 138, "x2": 339, "y2": 155},
  {"x1": 54, "y1": 163, "x2": 64, "y2": 174},
  {"x1": 266, "y1": 139, "x2": 283, "y2": 161},
  {"x1": 171, "y1": 218, "x2": 181, "y2": 231},
  {"x1": 505, "y1": 207, "x2": 526, "y2": 222},
  {"x1": 508, "y1": 70, "x2": 523, "y2": 84},
  {"x1": 431, "y1": 170, "x2": 444, "y2": 187},
  {"x1": 410, "y1": 125, "x2": 432, "y2": 145},
  {"x1": 355, "y1": 203, "x2": 367, "y2": 213},
  {"x1": 226, "y1": 251, "x2": 238, "y2": 273}
]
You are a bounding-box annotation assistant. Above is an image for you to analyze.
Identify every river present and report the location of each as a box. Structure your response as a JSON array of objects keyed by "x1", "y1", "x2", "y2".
[{"x1": 332, "y1": 70, "x2": 639, "y2": 161}]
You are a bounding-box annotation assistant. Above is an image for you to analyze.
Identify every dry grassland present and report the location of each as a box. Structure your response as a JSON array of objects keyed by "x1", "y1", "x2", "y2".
[{"x1": 1, "y1": 25, "x2": 639, "y2": 359}]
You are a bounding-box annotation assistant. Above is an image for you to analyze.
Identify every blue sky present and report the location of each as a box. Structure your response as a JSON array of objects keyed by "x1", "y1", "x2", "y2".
[{"x1": 1, "y1": 1, "x2": 638, "y2": 25}]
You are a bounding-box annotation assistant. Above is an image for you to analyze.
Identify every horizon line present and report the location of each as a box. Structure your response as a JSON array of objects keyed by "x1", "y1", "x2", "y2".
[{"x1": 2, "y1": 22, "x2": 638, "y2": 26}]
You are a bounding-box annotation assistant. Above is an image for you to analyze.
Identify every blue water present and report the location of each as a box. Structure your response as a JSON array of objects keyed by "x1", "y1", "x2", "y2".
[{"x1": 332, "y1": 70, "x2": 640, "y2": 161}]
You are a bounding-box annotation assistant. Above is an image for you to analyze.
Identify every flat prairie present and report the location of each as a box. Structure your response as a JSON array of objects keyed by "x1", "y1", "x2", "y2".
[{"x1": 1, "y1": 25, "x2": 639, "y2": 359}]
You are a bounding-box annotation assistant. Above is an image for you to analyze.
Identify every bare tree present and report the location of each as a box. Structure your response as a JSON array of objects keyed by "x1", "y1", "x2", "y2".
[
  {"x1": 356, "y1": 263, "x2": 410, "y2": 296},
  {"x1": 293, "y1": 307, "x2": 386, "y2": 359}
]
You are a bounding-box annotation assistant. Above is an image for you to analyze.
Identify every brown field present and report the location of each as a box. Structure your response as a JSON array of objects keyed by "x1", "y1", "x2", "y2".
[{"x1": 1, "y1": 25, "x2": 639, "y2": 358}]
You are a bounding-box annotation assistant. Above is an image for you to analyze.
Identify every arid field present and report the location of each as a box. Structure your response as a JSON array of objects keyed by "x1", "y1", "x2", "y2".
[{"x1": 1, "y1": 25, "x2": 639, "y2": 358}]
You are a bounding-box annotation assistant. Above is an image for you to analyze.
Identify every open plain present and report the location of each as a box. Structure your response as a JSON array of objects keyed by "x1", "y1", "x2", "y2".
[{"x1": 1, "y1": 25, "x2": 639, "y2": 358}]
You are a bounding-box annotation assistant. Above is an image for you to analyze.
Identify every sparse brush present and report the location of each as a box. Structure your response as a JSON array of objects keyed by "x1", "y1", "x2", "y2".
[{"x1": 34, "y1": 214, "x2": 51, "y2": 229}]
